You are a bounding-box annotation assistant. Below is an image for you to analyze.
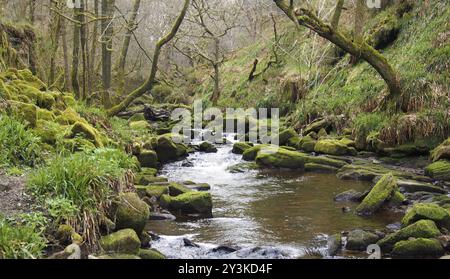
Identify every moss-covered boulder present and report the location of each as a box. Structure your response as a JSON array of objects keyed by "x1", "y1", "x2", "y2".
[
  {"x1": 168, "y1": 182, "x2": 193, "y2": 196},
  {"x1": 129, "y1": 120, "x2": 150, "y2": 130},
  {"x1": 160, "y1": 192, "x2": 212, "y2": 215},
  {"x1": 303, "y1": 118, "x2": 331, "y2": 136},
  {"x1": 138, "y1": 248, "x2": 166, "y2": 259},
  {"x1": 391, "y1": 238, "x2": 444, "y2": 258},
  {"x1": 8, "y1": 100, "x2": 37, "y2": 127},
  {"x1": 356, "y1": 173, "x2": 398, "y2": 216},
  {"x1": 255, "y1": 147, "x2": 307, "y2": 169},
  {"x1": 136, "y1": 185, "x2": 169, "y2": 199},
  {"x1": 155, "y1": 135, "x2": 187, "y2": 163},
  {"x1": 69, "y1": 121, "x2": 104, "y2": 147},
  {"x1": 431, "y1": 138, "x2": 450, "y2": 162},
  {"x1": 306, "y1": 155, "x2": 348, "y2": 168},
  {"x1": 346, "y1": 230, "x2": 380, "y2": 251},
  {"x1": 55, "y1": 108, "x2": 82, "y2": 125},
  {"x1": 299, "y1": 136, "x2": 317, "y2": 152},
  {"x1": 314, "y1": 139, "x2": 357, "y2": 156},
  {"x1": 242, "y1": 144, "x2": 270, "y2": 161},
  {"x1": 425, "y1": 160, "x2": 450, "y2": 181},
  {"x1": 377, "y1": 220, "x2": 441, "y2": 252},
  {"x1": 100, "y1": 229, "x2": 141, "y2": 255},
  {"x1": 115, "y1": 192, "x2": 150, "y2": 235},
  {"x1": 402, "y1": 203, "x2": 450, "y2": 230},
  {"x1": 137, "y1": 149, "x2": 158, "y2": 168},
  {"x1": 278, "y1": 128, "x2": 298, "y2": 146},
  {"x1": 232, "y1": 142, "x2": 253, "y2": 154},
  {"x1": 199, "y1": 141, "x2": 218, "y2": 153},
  {"x1": 37, "y1": 108, "x2": 55, "y2": 121}
]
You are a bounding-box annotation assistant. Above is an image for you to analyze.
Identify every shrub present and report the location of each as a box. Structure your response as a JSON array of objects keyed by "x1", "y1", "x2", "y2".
[{"x1": 0, "y1": 114, "x2": 42, "y2": 168}]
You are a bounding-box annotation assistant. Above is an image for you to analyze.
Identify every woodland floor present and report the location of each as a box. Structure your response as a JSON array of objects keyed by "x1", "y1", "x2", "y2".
[{"x1": 0, "y1": 172, "x2": 33, "y2": 217}]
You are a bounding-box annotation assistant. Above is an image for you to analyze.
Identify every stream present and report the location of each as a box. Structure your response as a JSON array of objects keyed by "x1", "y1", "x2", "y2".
[{"x1": 146, "y1": 134, "x2": 402, "y2": 259}]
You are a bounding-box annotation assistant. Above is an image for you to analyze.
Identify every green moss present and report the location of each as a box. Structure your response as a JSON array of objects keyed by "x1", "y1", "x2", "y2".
[
  {"x1": 278, "y1": 128, "x2": 298, "y2": 146},
  {"x1": 55, "y1": 108, "x2": 82, "y2": 125},
  {"x1": 314, "y1": 139, "x2": 357, "y2": 156},
  {"x1": 128, "y1": 113, "x2": 145, "y2": 122},
  {"x1": 306, "y1": 156, "x2": 348, "y2": 168},
  {"x1": 356, "y1": 173, "x2": 397, "y2": 216},
  {"x1": 391, "y1": 238, "x2": 444, "y2": 259},
  {"x1": 33, "y1": 119, "x2": 64, "y2": 145},
  {"x1": 129, "y1": 120, "x2": 150, "y2": 130},
  {"x1": 242, "y1": 144, "x2": 270, "y2": 161},
  {"x1": 69, "y1": 121, "x2": 104, "y2": 148},
  {"x1": 168, "y1": 182, "x2": 193, "y2": 196},
  {"x1": 17, "y1": 69, "x2": 46, "y2": 90},
  {"x1": 299, "y1": 136, "x2": 317, "y2": 152},
  {"x1": 256, "y1": 147, "x2": 307, "y2": 169},
  {"x1": 114, "y1": 192, "x2": 150, "y2": 235},
  {"x1": 402, "y1": 203, "x2": 450, "y2": 230},
  {"x1": 100, "y1": 229, "x2": 141, "y2": 255},
  {"x1": 425, "y1": 160, "x2": 450, "y2": 181},
  {"x1": 136, "y1": 185, "x2": 169, "y2": 199},
  {"x1": 154, "y1": 135, "x2": 183, "y2": 163},
  {"x1": 232, "y1": 142, "x2": 253, "y2": 154},
  {"x1": 137, "y1": 149, "x2": 158, "y2": 168},
  {"x1": 8, "y1": 100, "x2": 37, "y2": 127},
  {"x1": 160, "y1": 192, "x2": 212, "y2": 215},
  {"x1": 377, "y1": 220, "x2": 441, "y2": 252},
  {"x1": 36, "y1": 108, "x2": 55, "y2": 121},
  {"x1": 138, "y1": 248, "x2": 166, "y2": 259},
  {"x1": 431, "y1": 138, "x2": 450, "y2": 162}
]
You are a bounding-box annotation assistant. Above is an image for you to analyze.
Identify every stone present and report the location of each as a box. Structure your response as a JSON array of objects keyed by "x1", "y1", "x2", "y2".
[
  {"x1": 327, "y1": 234, "x2": 342, "y2": 256},
  {"x1": 100, "y1": 229, "x2": 141, "y2": 255},
  {"x1": 303, "y1": 118, "x2": 331, "y2": 135},
  {"x1": 402, "y1": 203, "x2": 450, "y2": 230},
  {"x1": 160, "y1": 192, "x2": 213, "y2": 215},
  {"x1": 8, "y1": 100, "x2": 37, "y2": 127},
  {"x1": 425, "y1": 160, "x2": 450, "y2": 181},
  {"x1": 96, "y1": 253, "x2": 141, "y2": 259},
  {"x1": 69, "y1": 121, "x2": 104, "y2": 147},
  {"x1": 255, "y1": 147, "x2": 307, "y2": 169},
  {"x1": 137, "y1": 149, "x2": 158, "y2": 168},
  {"x1": 391, "y1": 238, "x2": 444, "y2": 258},
  {"x1": 377, "y1": 220, "x2": 441, "y2": 252},
  {"x1": 278, "y1": 128, "x2": 298, "y2": 146},
  {"x1": 138, "y1": 248, "x2": 166, "y2": 259},
  {"x1": 199, "y1": 141, "x2": 218, "y2": 153},
  {"x1": 129, "y1": 120, "x2": 150, "y2": 130},
  {"x1": 168, "y1": 182, "x2": 193, "y2": 196},
  {"x1": 115, "y1": 192, "x2": 150, "y2": 235},
  {"x1": 314, "y1": 139, "x2": 357, "y2": 156},
  {"x1": 430, "y1": 138, "x2": 450, "y2": 162},
  {"x1": 299, "y1": 136, "x2": 317, "y2": 152},
  {"x1": 356, "y1": 173, "x2": 398, "y2": 216},
  {"x1": 135, "y1": 185, "x2": 169, "y2": 199},
  {"x1": 397, "y1": 179, "x2": 446, "y2": 194},
  {"x1": 346, "y1": 230, "x2": 380, "y2": 251},
  {"x1": 242, "y1": 144, "x2": 270, "y2": 161},
  {"x1": 232, "y1": 142, "x2": 253, "y2": 154},
  {"x1": 334, "y1": 190, "x2": 365, "y2": 202}
]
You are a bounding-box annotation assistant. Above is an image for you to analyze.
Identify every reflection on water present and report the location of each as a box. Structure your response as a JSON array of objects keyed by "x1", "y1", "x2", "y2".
[{"x1": 147, "y1": 143, "x2": 401, "y2": 259}]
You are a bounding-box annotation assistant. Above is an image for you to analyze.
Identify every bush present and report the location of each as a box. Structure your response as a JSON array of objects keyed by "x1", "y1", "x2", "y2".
[
  {"x1": 0, "y1": 214, "x2": 47, "y2": 259},
  {"x1": 0, "y1": 114, "x2": 42, "y2": 168},
  {"x1": 27, "y1": 148, "x2": 138, "y2": 245}
]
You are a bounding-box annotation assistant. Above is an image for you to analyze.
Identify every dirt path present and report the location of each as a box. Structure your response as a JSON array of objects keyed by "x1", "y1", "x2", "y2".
[{"x1": 0, "y1": 171, "x2": 33, "y2": 217}]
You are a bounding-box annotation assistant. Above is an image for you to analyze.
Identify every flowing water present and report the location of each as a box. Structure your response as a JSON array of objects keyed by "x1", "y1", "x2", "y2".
[{"x1": 147, "y1": 135, "x2": 402, "y2": 259}]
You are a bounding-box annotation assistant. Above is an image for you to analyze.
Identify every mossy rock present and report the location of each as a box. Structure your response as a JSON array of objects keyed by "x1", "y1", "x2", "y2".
[
  {"x1": 17, "y1": 69, "x2": 46, "y2": 90},
  {"x1": 345, "y1": 230, "x2": 380, "y2": 251},
  {"x1": 115, "y1": 192, "x2": 150, "y2": 235},
  {"x1": 300, "y1": 136, "x2": 317, "y2": 152},
  {"x1": 303, "y1": 118, "x2": 331, "y2": 135},
  {"x1": 155, "y1": 135, "x2": 183, "y2": 163},
  {"x1": 377, "y1": 220, "x2": 441, "y2": 252},
  {"x1": 128, "y1": 113, "x2": 146, "y2": 122},
  {"x1": 69, "y1": 121, "x2": 104, "y2": 147},
  {"x1": 278, "y1": 128, "x2": 298, "y2": 146},
  {"x1": 37, "y1": 108, "x2": 55, "y2": 121},
  {"x1": 135, "y1": 175, "x2": 167, "y2": 186},
  {"x1": 391, "y1": 238, "x2": 444, "y2": 259},
  {"x1": 381, "y1": 144, "x2": 429, "y2": 158},
  {"x1": 62, "y1": 138, "x2": 96, "y2": 152},
  {"x1": 55, "y1": 108, "x2": 82, "y2": 125},
  {"x1": 160, "y1": 192, "x2": 212, "y2": 215},
  {"x1": 136, "y1": 185, "x2": 169, "y2": 199},
  {"x1": 138, "y1": 248, "x2": 166, "y2": 259},
  {"x1": 425, "y1": 160, "x2": 450, "y2": 181},
  {"x1": 33, "y1": 119, "x2": 63, "y2": 145},
  {"x1": 431, "y1": 138, "x2": 450, "y2": 162},
  {"x1": 242, "y1": 144, "x2": 270, "y2": 161},
  {"x1": 8, "y1": 100, "x2": 37, "y2": 127},
  {"x1": 55, "y1": 224, "x2": 82, "y2": 245},
  {"x1": 199, "y1": 141, "x2": 218, "y2": 153},
  {"x1": 286, "y1": 136, "x2": 302, "y2": 150},
  {"x1": 137, "y1": 149, "x2": 158, "y2": 168},
  {"x1": 232, "y1": 142, "x2": 253, "y2": 154},
  {"x1": 129, "y1": 120, "x2": 150, "y2": 130},
  {"x1": 402, "y1": 203, "x2": 450, "y2": 230},
  {"x1": 397, "y1": 179, "x2": 447, "y2": 194},
  {"x1": 356, "y1": 173, "x2": 397, "y2": 216},
  {"x1": 96, "y1": 253, "x2": 141, "y2": 259},
  {"x1": 227, "y1": 162, "x2": 260, "y2": 173},
  {"x1": 168, "y1": 182, "x2": 193, "y2": 196},
  {"x1": 306, "y1": 155, "x2": 348, "y2": 168},
  {"x1": 37, "y1": 93, "x2": 55, "y2": 110},
  {"x1": 62, "y1": 95, "x2": 77, "y2": 107},
  {"x1": 100, "y1": 229, "x2": 141, "y2": 255},
  {"x1": 255, "y1": 147, "x2": 307, "y2": 169},
  {"x1": 314, "y1": 139, "x2": 357, "y2": 156}
]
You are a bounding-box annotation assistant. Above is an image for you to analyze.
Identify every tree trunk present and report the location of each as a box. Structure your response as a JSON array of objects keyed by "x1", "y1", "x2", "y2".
[
  {"x1": 117, "y1": 0, "x2": 141, "y2": 91},
  {"x1": 273, "y1": 0, "x2": 402, "y2": 103},
  {"x1": 351, "y1": 0, "x2": 365, "y2": 64},
  {"x1": 210, "y1": 37, "x2": 221, "y2": 105},
  {"x1": 101, "y1": 0, "x2": 115, "y2": 108},
  {"x1": 331, "y1": 0, "x2": 345, "y2": 30},
  {"x1": 89, "y1": 0, "x2": 99, "y2": 96},
  {"x1": 71, "y1": 6, "x2": 82, "y2": 98},
  {"x1": 49, "y1": 1, "x2": 62, "y2": 86},
  {"x1": 107, "y1": 0, "x2": 191, "y2": 117},
  {"x1": 61, "y1": 19, "x2": 71, "y2": 91},
  {"x1": 79, "y1": 0, "x2": 88, "y2": 100}
]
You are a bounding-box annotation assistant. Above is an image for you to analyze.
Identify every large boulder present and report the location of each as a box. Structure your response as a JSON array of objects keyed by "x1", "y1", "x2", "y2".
[
  {"x1": 401, "y1": 203, "x2": 450, "y2": 230},
  {"x1": 136, "y1": 185, "x2": 169, "y2": 199},
  {"x1": 160, "y1": 192, "x2": 212, "y2": 215},
  {"x1": 303, "y1": 118, "x2": 331, "y2": 136},
  {"x1": 314, "y1": 139, "x2": 357, "y2": 156},
  {"x1": 255, "y1": 147, "x2": 307, "y2": 169},
  {"x1": 115, "y1": 192, "x2": 150, "y2": 235},
  {"x1": 430, "y1": 138, "x2": 450, "y2": 162},
  {"x1": 154, "y1": 135, "x2": 188, "y2": 163},
  {"x1": 299, "y1": 136, "x2": 317, "y2": 152},
  {"x1": 69, "y1": 121, "x2": 104, "y2": 147},
  {"x1": 242, "y1": 144, "x2": 270, "y2": 161},
  {"x1": 278, "y1": 128, "x2": 298, "y2": 146},
  {"x1": 137, "y1": 149, "x2": 158, "y2": 168},
  {"x1": 377, "y1": 220, "x2": 441, "y2": 252},
  {"x1": 138, "y1": 248, "x2": 166, "y2": 259},
  {"x1": 8, "y1": 100, "x2": 37, "y2": 127},
  {"x1": 199, "y1": 142, "x2": 218, "y2": 153},
  {"x1": 425, "y1": 160, "x2": 450, "y2": 181},
  {"x1": 356, "y1": 173, "x2": 398, "y2": 216},
  {"x1": 345, "y1": 230, "x2": 380, "y2": 251},
  {"x1": 232, "y1": 142, "x2": 253, "y2": 154},
  {"x1": 391, "y1": 238, "x2": 444, "y2": 258},
  {"x1": 168, "y1": 182, "x2": 193, "y2": 196},
  {"x1": 100, "y1": 229, "x2": 141, "y2": 255}
]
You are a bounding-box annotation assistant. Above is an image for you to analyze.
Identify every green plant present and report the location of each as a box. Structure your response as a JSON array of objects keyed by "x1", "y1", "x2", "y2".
[
  {"x1": 0, "y1": 114, "x2": 43, "y2": 168},
  {"x1": 26, "y1": 148, "x2": 137, "y2": 246},
  {"x1": 0, "y1": 214, "x2": 47, "y2": 259}
]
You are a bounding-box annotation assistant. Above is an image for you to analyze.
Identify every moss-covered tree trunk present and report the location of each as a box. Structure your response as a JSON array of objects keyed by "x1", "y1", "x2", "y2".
[
  {"x1": 49, "y1": 0, "x2": 62, "y2": 86},
  {"x1": 210, "y1": 38, "x2": 221, "y2": 105},
  {"x1": 89, "y1": 0, "x2": 99, "y2": 97},
  {"x1": 331, "y1": 0, "x2": 345, "y2": 30},
  {"x1": 116, "y1": 0, "x2": 141, "y2": 92},
  {"x1": 101, "y1": 0, "x2": 115, "y2": 108},
  {"x1": 71, "y1": 6, "x2": 82, "y2": 98},
  {"x1": 273, "y1": 0, "x2": 402, "y2": 104},
  {"x1": 107, "y1": 0, "x2": 191, "y2": 117}
]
